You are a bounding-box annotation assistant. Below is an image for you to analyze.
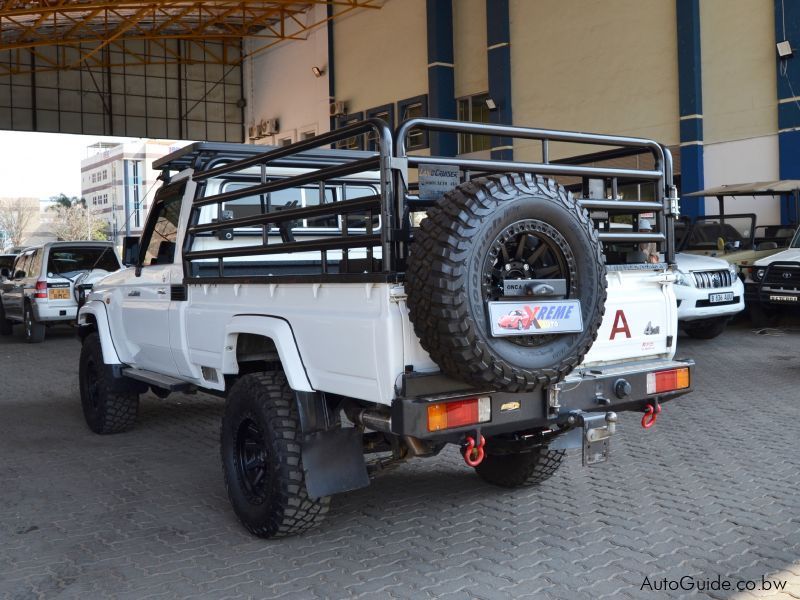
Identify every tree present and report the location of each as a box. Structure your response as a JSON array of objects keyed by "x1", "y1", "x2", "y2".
[
  {"x1": 50, "y1": 204, "x2": 107, "y2": 241},
  {"x1": 0, "y1": 198, "x2": 38, "y2": 247},
  {"x1": 50, "y1": 193, "x2": 86, "y2": 209}
]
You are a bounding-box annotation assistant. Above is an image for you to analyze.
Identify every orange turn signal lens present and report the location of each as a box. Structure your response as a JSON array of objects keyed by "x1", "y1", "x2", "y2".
[
  {"x1": 647, "y1": 367, "x2": 690, "y2": 394},
  {"x1": 427, "y1": 396, "x2": 491, "y2": 432}
]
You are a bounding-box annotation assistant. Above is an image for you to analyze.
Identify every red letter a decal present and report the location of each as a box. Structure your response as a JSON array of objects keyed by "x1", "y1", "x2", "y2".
[{"x1": 609, "y1": 310, "x2": 631, "y2": 340}]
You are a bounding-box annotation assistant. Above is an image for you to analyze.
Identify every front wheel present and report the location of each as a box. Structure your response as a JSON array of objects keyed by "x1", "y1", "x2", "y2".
[
  {"x1": 79, "y1": 332, "x2": 139, "y2": 433},
  {"x1": 475, "y1": 445, "x2": 565, "y2": 488},
  {"x1": 683, "y1": 317, "x2": 729, "y2": 340},
  {"x1": 220, "y1": 372, "x2": 329, "y2": 538},
  {"x1": 24, "y1": 303, "x2": 45, "y2": 343},
  {"x1": 749, "y1": 301, "x2": 776, "y2": 329}
]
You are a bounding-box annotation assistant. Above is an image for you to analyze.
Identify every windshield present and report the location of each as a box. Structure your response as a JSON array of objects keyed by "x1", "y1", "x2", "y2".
[
  {"x1": 678, "y1": 216, "x2": 754, "y2": 251},
  {"x1": 46, "y1": 246, "x2": 120, "y2": 277}
]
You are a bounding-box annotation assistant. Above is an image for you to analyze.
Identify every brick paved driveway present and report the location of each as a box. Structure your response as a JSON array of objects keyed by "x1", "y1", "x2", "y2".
[{"x1": 1, "y1": 323, "x2": 799, "y2": 599}]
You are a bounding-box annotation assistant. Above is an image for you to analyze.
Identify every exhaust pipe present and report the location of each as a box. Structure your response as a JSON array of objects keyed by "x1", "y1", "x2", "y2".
[
  {"x1": 357, "y1": 409, "x2": 391, "y2": 433},
  {"x1": 355, "y1": 409, "x2": 434, "y2": 457}
]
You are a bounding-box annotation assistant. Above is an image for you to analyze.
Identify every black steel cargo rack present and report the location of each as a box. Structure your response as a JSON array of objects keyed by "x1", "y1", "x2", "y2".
[{"x1": 158, "y1": 117, "x2": 678, "y2": 284}]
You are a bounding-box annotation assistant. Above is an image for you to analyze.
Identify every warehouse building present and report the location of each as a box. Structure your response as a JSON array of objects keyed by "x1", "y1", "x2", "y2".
[{"x1": 243, "y1": 0, "x2": 796, "y2": 226}]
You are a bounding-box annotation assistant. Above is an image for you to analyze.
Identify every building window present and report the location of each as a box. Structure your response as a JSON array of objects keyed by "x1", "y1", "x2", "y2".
[
  {"x1": 278, "y1": 137, "x2": 293, "y2": 147},
  {"x1": 457, "y1": 93, "x2": 491, "y2": 154},
  {"x1": 301, "y1": 130, "x2": 316, "y2": 141},
  {"x1": 91, "y1": 173, "x2": 96, "y2": 183},
  {"x1": 335, "y1": 112, "x2": 365, "y2": 150},
  {"x1": 398, "y1": 95, "x2": 428, "y2": 151},
  {"x1": 365, "y1": 104, "x2": 395, "y2": 152}
]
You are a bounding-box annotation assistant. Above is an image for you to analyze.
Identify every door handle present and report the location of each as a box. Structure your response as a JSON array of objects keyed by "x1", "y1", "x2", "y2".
[
  {"x1": 157, "y1": 288, "x2": 168, "y2": 295},
  {"x1": 127, "y1": 290, "x2": 141, "y2": 297}
]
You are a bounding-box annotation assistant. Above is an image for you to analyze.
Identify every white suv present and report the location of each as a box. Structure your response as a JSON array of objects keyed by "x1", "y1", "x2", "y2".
[
  {"x1": 673, "y1": 252, "x2": 744, "y2": 338},
  {"x1": 0, "y1": 241, "x2": 122, "y2": 343}
]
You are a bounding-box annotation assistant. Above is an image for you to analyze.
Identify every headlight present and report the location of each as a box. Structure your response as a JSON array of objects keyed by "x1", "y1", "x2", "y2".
[
  {"x1": 675, "y1": 270, "x2": 693, "y2": 286},
  {"x1": 753, "y1": 268, "x2": 766, "y2": 282},
  {"x1": 728, "y1": 264, "x2": 738, "y2": 280}
]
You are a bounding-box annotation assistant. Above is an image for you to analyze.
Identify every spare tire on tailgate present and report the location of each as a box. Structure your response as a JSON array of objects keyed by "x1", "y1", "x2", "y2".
[{"x1": 406, "y1": 173, "x2": 606, "y2": 392}]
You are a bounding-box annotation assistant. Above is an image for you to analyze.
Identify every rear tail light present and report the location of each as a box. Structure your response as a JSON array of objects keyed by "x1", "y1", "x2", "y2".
[
  {"x1": 647, "y1": 367, "x2": 690, "y2": 394},
  {"x1": 427, "y1": 396, "x2": 491, "y2": 432},
  {"x1": 34, "y1": 280, "x2": 47, "y2": 299}
]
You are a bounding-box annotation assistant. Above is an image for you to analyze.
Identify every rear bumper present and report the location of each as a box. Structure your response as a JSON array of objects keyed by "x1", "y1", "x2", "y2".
[
  {"x1": 32, "y1": 302, "x2": 78, "y2": 322},
  {"x1": 391, "y1": 357, "x2": 694, "y2": 442}
]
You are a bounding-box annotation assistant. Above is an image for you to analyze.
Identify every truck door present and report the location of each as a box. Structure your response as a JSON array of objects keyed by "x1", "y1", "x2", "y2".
[{"x1": 115, "y1": 181, "x2": 185, "y2": 374}]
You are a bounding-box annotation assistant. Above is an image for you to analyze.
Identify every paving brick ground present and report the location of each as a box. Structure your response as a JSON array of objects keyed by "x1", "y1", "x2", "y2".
[{"x1": 1, "y1": 323, "x2": 800, "y2": 599}]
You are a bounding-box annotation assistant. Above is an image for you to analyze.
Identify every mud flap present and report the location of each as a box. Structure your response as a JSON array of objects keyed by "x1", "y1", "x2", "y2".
[{"x1": 302, "y1": 428, "x2": 370, "y2": 499}]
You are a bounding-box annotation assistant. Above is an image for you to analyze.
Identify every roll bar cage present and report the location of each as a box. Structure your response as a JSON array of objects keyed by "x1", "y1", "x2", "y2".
[{"x1": 156, "y1": 117, "x2": 677, "y2": 283}]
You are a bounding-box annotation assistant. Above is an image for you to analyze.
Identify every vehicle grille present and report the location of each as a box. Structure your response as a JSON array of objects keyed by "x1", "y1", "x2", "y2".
[
  {"x1": 692, "y1": 270, "x2": 732, "y2": 289},
  {"x1": 764, "y1": 267, "x2": 800, "y2": 287}
]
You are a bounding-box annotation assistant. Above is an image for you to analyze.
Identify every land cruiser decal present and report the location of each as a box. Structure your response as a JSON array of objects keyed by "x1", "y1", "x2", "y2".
[
  {"x1": 488, "y1": 300, "x2": 583, "y2": 337},
  {"x1": 644, "y1": 321, "x2": 660, "y2": 335},
  {"x1": 609, "y1": 310, "x2": 632, "y2": 340}
]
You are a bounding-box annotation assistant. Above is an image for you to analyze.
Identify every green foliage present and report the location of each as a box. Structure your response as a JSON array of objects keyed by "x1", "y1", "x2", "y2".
[{"x1": 49, "y1": 193, "x2": 85, "y2": 209}]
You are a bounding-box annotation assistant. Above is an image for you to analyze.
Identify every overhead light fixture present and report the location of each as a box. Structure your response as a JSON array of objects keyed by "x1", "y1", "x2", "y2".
[
  {"x1": 312, "y1": 66, "x2": 325, "y2": 78},
  {"x1": 777, "y1": 40, "x2": 793, "y2": 59},
  {"x1": 485, "y1": 97, "x2": 497, "y2": 111}
]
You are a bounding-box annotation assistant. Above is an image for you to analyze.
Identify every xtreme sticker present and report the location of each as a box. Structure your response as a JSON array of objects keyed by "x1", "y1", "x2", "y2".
[{"x1": 488, "y1": 300, "x2": 583, "y2": 337}]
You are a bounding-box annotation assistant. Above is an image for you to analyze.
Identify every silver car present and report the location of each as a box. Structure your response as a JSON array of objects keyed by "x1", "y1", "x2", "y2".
[{"x1": 0, "y1": 241, "x2": 122, "y2": 343}]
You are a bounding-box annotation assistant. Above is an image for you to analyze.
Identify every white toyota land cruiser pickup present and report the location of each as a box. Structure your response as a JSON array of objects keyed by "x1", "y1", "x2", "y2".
[{"x1": 77, "y1": 118, "x2": 694, "y2": 538}]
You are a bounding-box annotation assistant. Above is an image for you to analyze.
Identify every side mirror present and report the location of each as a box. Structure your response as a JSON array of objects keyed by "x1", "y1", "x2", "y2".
[
  {"x1": 122, "y1": 236, "x2": 140, "y2": 267},
  {"x1": 14, "y1": 270, "x2": 25, "y2": 279}
]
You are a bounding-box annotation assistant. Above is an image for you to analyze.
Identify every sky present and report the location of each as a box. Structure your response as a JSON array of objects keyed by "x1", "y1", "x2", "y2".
[{"x1": 0, "y1": 131, "x2": 137, "y2": 201}]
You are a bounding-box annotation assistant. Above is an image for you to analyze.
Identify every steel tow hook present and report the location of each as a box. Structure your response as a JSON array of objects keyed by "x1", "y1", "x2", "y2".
[
  {"x1": 463, "y1": 434, "x2": 486, "y2": 467},
  {"x1": 641, "y1": 401, "x2": 662, "y2": 429}
]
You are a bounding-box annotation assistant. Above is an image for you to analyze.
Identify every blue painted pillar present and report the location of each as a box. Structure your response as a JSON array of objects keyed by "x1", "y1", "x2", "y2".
[
  {"x1": 426, "y1": 0, "x2": 457, "y2": 156},
  {"x1": 775, "y1": 0, "x2": 800, "y2": 225},
  {"x1": 486, "y1": 0, "x2": 513, "y2": 160},
  {"x1": 676, "y1": 0, "x2": 705, "y2": 220}
]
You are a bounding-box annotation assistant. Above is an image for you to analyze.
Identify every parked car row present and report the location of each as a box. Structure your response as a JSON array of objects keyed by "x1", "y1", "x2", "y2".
[{"x1": 0, "y1": 241, "x2": 122, "y2": 342}]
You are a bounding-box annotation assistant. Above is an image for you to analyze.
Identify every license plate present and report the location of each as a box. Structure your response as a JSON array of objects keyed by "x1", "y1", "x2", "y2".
[
  {"x1": 48, "y1": 288, "x2": 70, "y2": 300},
  {"x1": 708, "y1": 292, "x2": 733, "y2": 303},
  {"x1": 769, "y1": 294, "x2": 799, "y2": 302},
  {"x1": 488, "y1": 300, "x2": 583, "y2": 337}
]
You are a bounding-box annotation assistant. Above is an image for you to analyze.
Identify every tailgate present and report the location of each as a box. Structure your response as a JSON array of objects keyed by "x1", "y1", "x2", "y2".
[{"x1": 582, "y1": 268, "x2": 677, "y2": 366}]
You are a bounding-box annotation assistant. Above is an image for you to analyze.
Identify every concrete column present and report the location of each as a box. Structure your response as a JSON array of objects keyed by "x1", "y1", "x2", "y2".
[
  {"x1": 426, "y1": 0, "x2": 457, "y2": 156},
  {"x1": 486, "y1": 0, "x2": 513, "y2": 160},
  {"x1": 676, "y1": 0, "x2": 705, "y2": 219},
  {"x1": 775, "y1": 0, "x2": 800, "y2": 224}
]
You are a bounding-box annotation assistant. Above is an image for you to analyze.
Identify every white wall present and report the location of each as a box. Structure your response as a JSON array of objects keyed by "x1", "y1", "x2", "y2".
[
  {"x1": 243, "y1": 3, "x2": 331, "y2": 145},
  {"x1": 702, "y1": 135, "x2": 781, "y2": 224}
]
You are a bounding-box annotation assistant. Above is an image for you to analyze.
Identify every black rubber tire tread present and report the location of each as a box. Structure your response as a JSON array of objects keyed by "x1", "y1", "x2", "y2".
[
  {"x1": 748, "y1": 302, "x2": 776, "y2": 329},
  {"x1": 406, "y1": 173, "x2": 606, "y2": 391},
  {"x1": 24, "y1": 302, "x2": 45, "y2": 343},
  {"x1": 79, "y1": 332, "x2": 139, "y2": 434},
  {"x1": 0, "y1": 301, "x2": 12, "y2": 336},
  {"x1": 220, "y1": 372, "x2": 330, "y2": 538},
  {"x1": 683, "y1": 317, "x2": 728, "y2": 340},
  {"x1": 475, "y1": 446, "x2": 565, "y2": 488}
]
